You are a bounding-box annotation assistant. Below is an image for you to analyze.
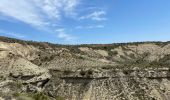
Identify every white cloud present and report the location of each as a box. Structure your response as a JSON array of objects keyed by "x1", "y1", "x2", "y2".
[
  {"x1": 63, "y1": 0, "x2": 79, "y2": 16},
  {"x1": 88, "y1": 25, "x2": 104, "y2": 28},
  {"x1": 0, "y1": 0, "x2": 46, "y2": 27},
  {"x1": 0, "y1": 0, "x2": 79, "y2": 41},
  {"x1": 79, "y1": 11, "x2": 107, "y2": 21},
  {"x1": 0, "y1": 29, "x2": 25, "y2": 38},
  {"x1": 4, "y1": 32, "x2": 25, "y2": 38},
  {"x1": 55, "y1": 28, "x2": 75, "y2": 41},
  {"x1": 0, "y1": 0, "x2": 79, "y2": 28},
  {"x1": 75, "y1": 25, "x2": 104, "y2": 29}
]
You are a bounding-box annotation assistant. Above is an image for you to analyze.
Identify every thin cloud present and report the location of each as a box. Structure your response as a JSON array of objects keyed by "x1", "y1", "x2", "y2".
[
  {"x1": 5, "y1": 32, "x2": 25, "y2": 38},
  {"x1": 75, "y1": 25, "x2": 104, "y2": 29},
  {"x1": 0, "y1": 29, "x2": 25, "y2": 39},
  {"x1": 0, "y1": 0, "x2": 79, "y2": 28},
  {"x1": 0, "y1": 0, "x2": 79, "y2": 41},
  {"x1": 55, "y1": 29, "x2": 75, "y2": 41},
  {"x1": 79, "y1": 11, "x2": 107, "y2": 21}
]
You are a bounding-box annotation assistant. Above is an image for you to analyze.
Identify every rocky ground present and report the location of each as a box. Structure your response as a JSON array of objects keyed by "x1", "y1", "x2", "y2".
[{"x1": 0, "y1": 36, "x2": 170, "y2": 100}]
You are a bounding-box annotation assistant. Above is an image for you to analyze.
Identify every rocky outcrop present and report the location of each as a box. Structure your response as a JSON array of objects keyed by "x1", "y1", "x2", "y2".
[{"x1": 45, "y1": 68, "x2": 170, "y2": 100}]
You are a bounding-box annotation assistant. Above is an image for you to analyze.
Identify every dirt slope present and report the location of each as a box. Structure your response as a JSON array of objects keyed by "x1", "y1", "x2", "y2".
[{"x1": 1, "y1": 36, "x2": 170, "y2": 100}]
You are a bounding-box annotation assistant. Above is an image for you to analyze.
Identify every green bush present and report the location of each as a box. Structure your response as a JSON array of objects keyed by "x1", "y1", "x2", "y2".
[
  {"x1": 108, "y1": 50, "x2": 118, "y2": 56},
  {"x1": 13, "y1": 92, "x2": 50, "y2": 100},
  {"x1": 32, "y1": 92, "x2": 50, "y2": 100},
  {"x1": 55, "y1": 96, "x2": 65, "y2": 100}
]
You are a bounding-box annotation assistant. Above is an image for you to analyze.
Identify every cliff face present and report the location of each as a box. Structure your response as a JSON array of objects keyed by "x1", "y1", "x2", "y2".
[
  {"x1": 0, "y1": 36, "x2": 170, "y2": 100},
  {"x1": 46, "y1": 68, "x2": 170, "y2": 100}
]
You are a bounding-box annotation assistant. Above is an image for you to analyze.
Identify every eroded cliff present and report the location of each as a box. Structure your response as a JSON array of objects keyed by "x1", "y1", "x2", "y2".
[{"x1": 0, "y1": 36, "x2": 170, "y2": 100}]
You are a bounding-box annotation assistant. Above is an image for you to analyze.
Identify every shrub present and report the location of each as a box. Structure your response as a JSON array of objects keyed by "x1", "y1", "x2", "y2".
[
  {"x1": 63, "y1": 70, "x2": 72, "y2": 75},
  {"x1": 13, "y1": 92, "x2": 50, "y2": 100},
  {"x1": 87, "y1": 69, "x2": 93, "y2": 75},
  {"x1": 33, "y1": 92, "x2": 50, "y2": 100},
  {"x1": 80, "y1": 70, "x2": 86, "y2": 76},
  {"x1": 108, "y1": 50, "x2": 118, "y2": 56},
  {"x1": 55, "y1": 96, "x2": 65, "y2": 100}
]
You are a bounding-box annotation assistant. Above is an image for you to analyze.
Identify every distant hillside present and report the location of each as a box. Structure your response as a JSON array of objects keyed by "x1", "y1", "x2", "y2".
[{"x1": 1, "y1": 36, "x2": 170, "y2": 100}]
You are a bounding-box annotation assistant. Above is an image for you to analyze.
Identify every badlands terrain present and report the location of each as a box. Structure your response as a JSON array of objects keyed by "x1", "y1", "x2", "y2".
[{"x1": 0, "y1": 36, "x2": 170, "y2": 100}]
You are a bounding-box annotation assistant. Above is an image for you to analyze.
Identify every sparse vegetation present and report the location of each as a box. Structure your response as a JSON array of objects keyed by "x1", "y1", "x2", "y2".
[
  {"x1": 1, "y1": 36, "x2": 170, "y2": 99},
  {"x1": 80, "y1": 70, "x2": 86, "y2": 76},
  {"x1": 108, "y1": 50, "x2": 118, "y2": 56},
  {"x1": 63, "y1": 70, "x2": 73, "y2": 75},
  {"x1": 1, "y1": 36, "x2": 168, "y2": 52},
  {"x1": 87, "y1": 69, "x2": 93, "y2": 75},
  {"x1": 33, "y1": 92, "x2": 50, "y2": 100},
  {"x1": 13, "y1": 92, "x2": 50, "y2": 100},
  {"x1": 55, "y1": 96, "x2": 65, "y2": 100},
  {"x1": 79, "y1": 69, "x2": 93, "y2": 77}
]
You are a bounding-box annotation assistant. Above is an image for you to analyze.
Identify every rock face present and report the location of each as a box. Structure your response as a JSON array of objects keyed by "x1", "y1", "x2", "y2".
[
  {"x1": 1, "y1": 36, "x2": 170, "y2": 100},
  {"x1": 45, "y1": 68, "x2": 170, "y2": 100}
]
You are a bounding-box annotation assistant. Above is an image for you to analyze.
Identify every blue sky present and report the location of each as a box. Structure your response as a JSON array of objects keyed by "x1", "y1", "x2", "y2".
[{"x1": 0, "y1": 0, "x2": 170, "y2": 44}]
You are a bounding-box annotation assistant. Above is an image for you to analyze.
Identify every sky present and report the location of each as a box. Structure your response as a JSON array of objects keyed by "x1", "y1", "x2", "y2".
[{"x1": 0, "y1": 0, "x2": 170, "y2": 44}]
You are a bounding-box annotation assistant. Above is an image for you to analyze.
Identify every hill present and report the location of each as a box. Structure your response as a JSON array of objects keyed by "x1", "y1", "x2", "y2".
[{"x1": 0, "y1": 36, "x2": 170, "y2": 100}]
